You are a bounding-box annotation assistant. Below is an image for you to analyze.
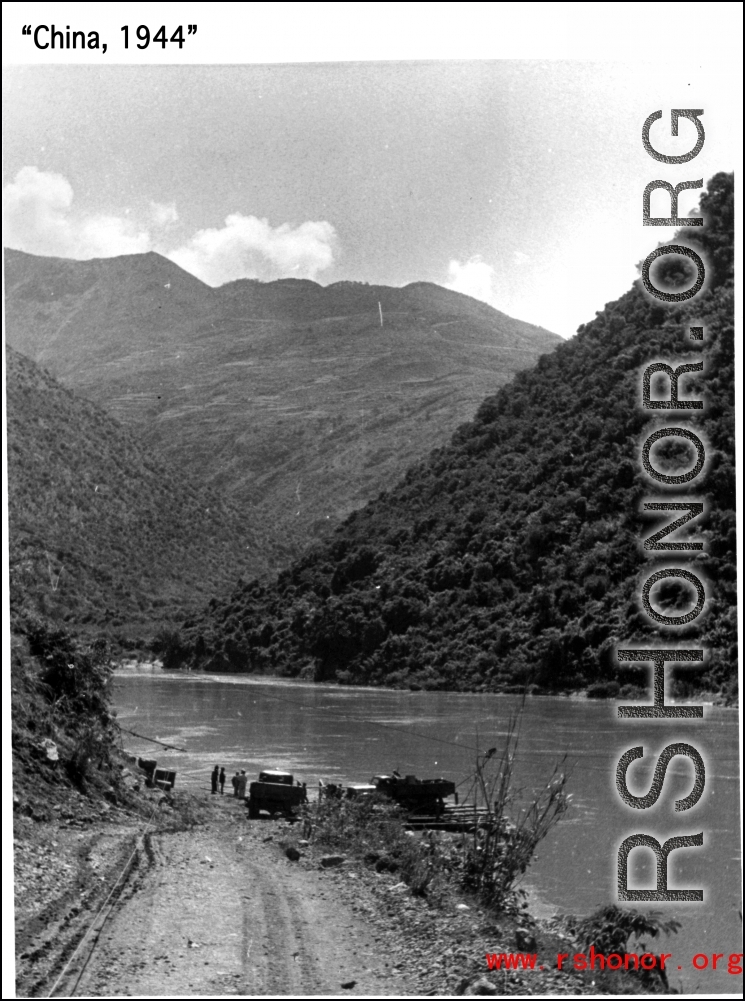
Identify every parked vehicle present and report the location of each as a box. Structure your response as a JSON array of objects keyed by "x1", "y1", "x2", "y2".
[
  {"x1": 371, "y1": 773, "x2": 456, "y2": 814},
  {"x1": 154, "y1": 768, "x2": 176, "y2": 791},
  {"x1": 247, "y1": 769, "x2": 307, "y2": 818},
  {"x1": 344, "y1": 783, "x2": 377, "y2": 800},
  {"x1": 137, "y1": 757, "x2": 176, "y2": 791},
  {"x1": 319, "y1": 780, "x2": 376, "y2": 801}
]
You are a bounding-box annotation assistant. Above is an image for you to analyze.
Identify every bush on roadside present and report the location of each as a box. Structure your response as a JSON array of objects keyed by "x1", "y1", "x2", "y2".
[
  {"x1": 455, "y1": 710, "x2": 569, "y2": 913},
  {"x1": 18, "y1": 618, "x2": 119, "y2": 791},
  {"x1": 559, "y1": 905, "x2": 681, "y2": 989},
  {"x1": 311, "y1": 795, "x2": 447, "y2": 900},
  {"x1": 27, "y1": 619, "x2": 113, "y2": 726}
]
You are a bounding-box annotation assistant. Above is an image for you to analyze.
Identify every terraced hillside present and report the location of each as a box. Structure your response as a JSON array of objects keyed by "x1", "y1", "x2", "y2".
[{"x1": 5, "y1": 251, "x2": 560, "y2": 570}]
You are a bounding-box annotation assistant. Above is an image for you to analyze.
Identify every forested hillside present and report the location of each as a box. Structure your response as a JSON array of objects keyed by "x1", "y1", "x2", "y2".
[
  {"x1": 5, "y1": 250, "x2": 559, "y2": 572},
  {"x1": 6, "y1": 348, "x2": 259, "y2": 637},
  {"x1": 183, "y1": 174, "x2": 735, "y2": 698}
]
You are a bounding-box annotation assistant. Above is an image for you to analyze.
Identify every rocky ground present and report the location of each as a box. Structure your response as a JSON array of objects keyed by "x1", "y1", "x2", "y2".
[{"x1": 11, "y1": 782, "x2": 663, "y2": 998}]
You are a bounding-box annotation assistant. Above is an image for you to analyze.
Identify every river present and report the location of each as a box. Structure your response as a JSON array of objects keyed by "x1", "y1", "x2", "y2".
[{"x1": 113, "y1": 668, "x2": 742, "y2": 993}]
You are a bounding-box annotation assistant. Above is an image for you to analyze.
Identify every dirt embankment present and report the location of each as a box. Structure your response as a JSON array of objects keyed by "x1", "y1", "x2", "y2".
[{"x1": 13, "y1": 790, "x2": 653, "y2": 998}]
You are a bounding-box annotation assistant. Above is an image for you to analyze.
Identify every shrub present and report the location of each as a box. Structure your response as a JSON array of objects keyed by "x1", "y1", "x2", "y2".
[
  {"x1": 587, "y1": 680, "x2": 621, "y2": 699},
  {"x1": 560, "y1": 905, "x2": 681, "y2": 989},
  {"x1": 27, "y1": 619, "x2": 113, "y2": 727},
  {"x1": 564, "y1": 904, "x2": 681, "y2": 955},
  {"x1": 21, "y1": 619, "x2": 117, "y2": 789},
  {"x1": 152, "y1": 626, "x2": 187, "y2": 669},
  {"x1": 457, "y1": 708, "x2": 569, "y2": 912},
  {"x1": 312, "y1": 795, "x2": 446, "y2": 900}
]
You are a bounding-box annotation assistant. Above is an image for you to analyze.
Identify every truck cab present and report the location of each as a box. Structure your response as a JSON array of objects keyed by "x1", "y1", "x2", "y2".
[
  {"x1": 247, "y1": 769, "x2": 307, "y2": 818},
  {"x1": 258, "y1": 770, "x2": 293, "y2": 785}
]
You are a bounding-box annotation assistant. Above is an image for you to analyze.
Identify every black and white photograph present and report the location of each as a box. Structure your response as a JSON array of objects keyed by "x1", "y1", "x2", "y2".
[{"x1": 3, "y1": 4, "x2": 742, "y2": 997}]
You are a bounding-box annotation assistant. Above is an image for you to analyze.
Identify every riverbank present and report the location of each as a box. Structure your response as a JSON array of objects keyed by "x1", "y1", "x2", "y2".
[
  {"x1": 108, "y1": 666, "x2": 741, "y2": 994},
  {"x1": 11, "y1": 635, "x2": 731, "y2": 997},
  {"x1": 12, "y1": 783, "x2": 671, "y2": 998},
  {"x1": 114, "y1": 657, "x2": 738, "y2": 709}
]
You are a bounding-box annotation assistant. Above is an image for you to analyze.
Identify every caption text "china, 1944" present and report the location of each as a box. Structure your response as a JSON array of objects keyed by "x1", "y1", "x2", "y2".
[{"x1": 21, "y1": 24, "x2": 198, "y2": 54}]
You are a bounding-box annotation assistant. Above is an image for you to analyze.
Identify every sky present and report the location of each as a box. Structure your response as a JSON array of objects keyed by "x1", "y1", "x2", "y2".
[
  {"x1": 2, "y1": 7, "x2": 743, "y2": 997},
  {"x1": 2, "y1": 11, "x2": 741, "y2": 338}
]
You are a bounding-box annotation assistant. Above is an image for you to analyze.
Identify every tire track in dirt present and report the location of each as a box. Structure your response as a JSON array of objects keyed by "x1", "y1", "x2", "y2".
[
  {"x1": 15, "y1": 824, "x2": 144, "y2": 999},
  {"x1": 63, "y1": 804, "x2": 413, "y2": 997}
]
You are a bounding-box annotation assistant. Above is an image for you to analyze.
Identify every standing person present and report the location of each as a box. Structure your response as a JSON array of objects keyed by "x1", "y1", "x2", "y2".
[
  {"x1": 219, "y1": 767, "x2": 226, "y2": 795},
  {"x1": 232, "y1": 772, "x2": 240, "y2": 797},
  {"x1": 238, "y1": 770, "x2": 248, "y2": 800},
  {"x1": 211, "y1": 765, "x2": 219, "y2": 795}
]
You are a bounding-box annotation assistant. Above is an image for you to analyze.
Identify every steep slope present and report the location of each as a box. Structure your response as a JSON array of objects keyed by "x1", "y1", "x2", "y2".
[
  {"x1": 5, "y1": 251, "x2": 560, "y2": 569},
  {"x1": 5, "y1": 347, "x2": 262, "y2": 635},
  {"x1": 3, "y1": 250, "x2": 214, "y2": 388},
  {"x1": 183, "y1": 174, "x2": 735, "y2": 698}
]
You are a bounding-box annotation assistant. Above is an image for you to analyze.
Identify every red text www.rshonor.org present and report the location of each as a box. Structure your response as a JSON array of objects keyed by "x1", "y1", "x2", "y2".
[{"x1": 485, "y1": 949, "x2": 743, "y2": 974}]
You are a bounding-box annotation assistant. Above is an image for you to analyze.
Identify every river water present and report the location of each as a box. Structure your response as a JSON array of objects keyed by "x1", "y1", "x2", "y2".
[{"x1": 113, "y1": 669, "x2": 742, "y2": 993}]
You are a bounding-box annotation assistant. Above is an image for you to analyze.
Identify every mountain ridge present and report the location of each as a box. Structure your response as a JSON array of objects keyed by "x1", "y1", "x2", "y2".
[
  {"x1": 180, "y1": 173, "x2": 736, "y2": 698},
  {"x1": 5, "y1": 248, "x2": 561, "y2": 572}
]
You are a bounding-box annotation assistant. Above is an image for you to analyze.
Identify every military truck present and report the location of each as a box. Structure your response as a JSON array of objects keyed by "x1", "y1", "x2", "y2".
[
  {"x1": 247, "y1": 769, "x2": 307, "y2": 818},
  {"x1": 344, "y1": 783, "x2": 377, "y2": 800},
  {"x1": 371, "y1": 773, "x2": 456, "y2": 814}
]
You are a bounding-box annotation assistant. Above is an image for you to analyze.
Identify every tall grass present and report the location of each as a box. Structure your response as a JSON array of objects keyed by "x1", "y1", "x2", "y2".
[{"x1": 460, "y1": 707, "x2": 569, "y2": 911}]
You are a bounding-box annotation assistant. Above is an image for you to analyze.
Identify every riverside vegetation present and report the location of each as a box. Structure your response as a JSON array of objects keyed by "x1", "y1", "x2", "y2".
[
  {"x1": 307, "y1": 708, "x2": 570, "y2": 911},
  {"x1": 276, "y1": 718, "x2": 678, "y2": 995},
  {"x1": 12, "y1": 625, "x2": 676, "y2": 995},
  {"x1": 8, "y1": 175, "x2": 731, "y2": 996},
  {"x1": 181, "y1": 174, "x2": 735, "y2": 701}
]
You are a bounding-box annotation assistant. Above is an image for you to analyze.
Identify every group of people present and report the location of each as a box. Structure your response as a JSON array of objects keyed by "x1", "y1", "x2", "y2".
[{"x1": 211, "y1": 765, "x2": 249, "y2": 798}]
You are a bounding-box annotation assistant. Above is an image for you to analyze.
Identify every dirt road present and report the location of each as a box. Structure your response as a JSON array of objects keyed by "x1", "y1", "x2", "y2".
[
  {"x1": 43, "y1": 796, "x2": 416, "y2": 998},
  {"x1": 15, "y1": 792, "x2": 609, "y2": 998}
]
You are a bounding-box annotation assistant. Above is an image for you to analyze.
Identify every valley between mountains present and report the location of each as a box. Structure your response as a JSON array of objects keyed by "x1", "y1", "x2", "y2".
[
  {"x1": 7, "y1": 173, "x2": 737, "y2": 1001},
  {"x1": 4, "y1": 174, "x2": 736, "y2": 696},
  {"x1": 6, "y1": 249, "x2": 559, "y2": 577}
]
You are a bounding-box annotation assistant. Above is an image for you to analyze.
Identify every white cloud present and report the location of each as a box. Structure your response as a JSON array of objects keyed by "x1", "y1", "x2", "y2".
[
  {"x1": 444, "y1": 256, "x2": 497, "y2": 306},
  {"x1": 166, "y1": 214, "x2": 337, "y2": 285},
  {"x1": 150, "y1": 200, "x2": 179, "y2": 228},
  {"x1": 3, "y1": 166, "x2": 151, "y2": 258},
  {"x1": 2, "y1": 168, "x2": 338, "y2": 285}
]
